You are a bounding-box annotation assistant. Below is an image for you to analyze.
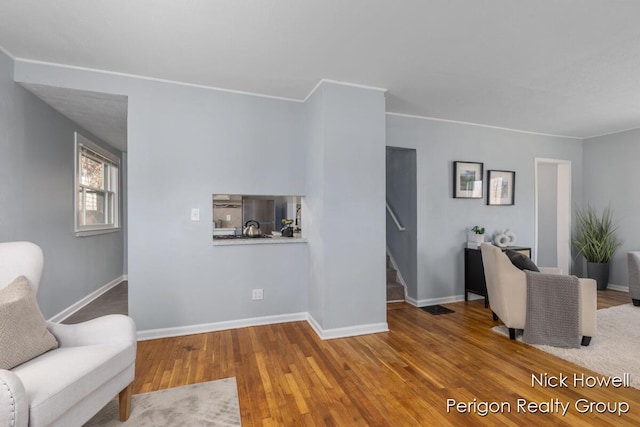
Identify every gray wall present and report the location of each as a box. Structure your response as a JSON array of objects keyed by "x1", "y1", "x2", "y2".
[
  {"x1": 304, "y1": 84, "x2": 326, "y2": 327},
  {"x1": 537, "y1": 163, "x2": 558, "y2": 267},
  {"x1": 386, "y1": 114, "x2": 585, "y2": 304},
  {"x1": 14, "y1": 60, "x2": 311, "y2": 331},
  {"x1": 0, "y1": 50, "x2": 124, "y2": 318},
  {"x1": 126, "y1": 80, "x2": 309, "y2": 330},
  {"x1": 386, "y1": 147, "x2": 417, "y2": 298},
  {"x1": 16, "y1": 60, "x2": 389, "y2": 333},
  {"x1": 583, "y1": 129, "x2": 640, "y2": 287}
]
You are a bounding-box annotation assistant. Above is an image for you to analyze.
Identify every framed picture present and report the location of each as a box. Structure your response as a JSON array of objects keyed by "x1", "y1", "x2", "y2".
[
  {"x1": 453, "y1": 161, "x2": 483, "y2": 198},
  {"x1": 487, "y1": 170, "x2": 515, "y2": 205}
]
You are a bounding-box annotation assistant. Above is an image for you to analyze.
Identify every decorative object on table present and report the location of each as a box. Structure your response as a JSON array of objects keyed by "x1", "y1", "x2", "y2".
[
  {"x1": 487, "y1": 170, "x2": 515, "y2": 205},
  {"x1": 453, "y1": 161, "x2": 483, "y2": 199},
  {"x1": 242, "y1": 220, "x2": 262, "y2": 237},
  {"x1": 281, "y1": 218, "x2": 294, "y2": 237},
  {"x1": 493, "y1": 228, "x2": 516, "y2": 247},
  {"x1": 470, "y1": 225, "x2": 485, "y2": 241},
  {"x1": 573, "y1": 204, "x2": 622, "y2": 290},
  {"x1": 466, "y1": 226, "x2": 485, "y2": 248}
]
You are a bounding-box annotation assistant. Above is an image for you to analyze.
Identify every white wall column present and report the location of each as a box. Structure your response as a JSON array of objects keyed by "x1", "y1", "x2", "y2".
[{"x1": 305, "y1": 81, "x2": 388, "y2": 337}]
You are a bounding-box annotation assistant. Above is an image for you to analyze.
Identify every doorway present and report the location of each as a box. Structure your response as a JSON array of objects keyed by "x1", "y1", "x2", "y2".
[
  {"x1": 385, "y1": 147, "x2": 417, "y2": 300},
  {"x1": 534, "y1": 158, "x2": 571, "y2": 274}
]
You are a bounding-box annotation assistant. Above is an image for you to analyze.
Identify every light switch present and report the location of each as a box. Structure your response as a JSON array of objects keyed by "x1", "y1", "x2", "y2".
[
  {"x1": 226, "y1": 214, "x2": 231, "y2": 221},
  {"x1": 191, "y1": 208, "x2": 200, "y2": 221}
]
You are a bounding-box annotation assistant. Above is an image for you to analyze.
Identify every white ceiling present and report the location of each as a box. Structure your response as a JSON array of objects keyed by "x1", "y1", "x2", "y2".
[
  {"x1": 3, "y1": 0, "x2": 640, "y2": 150},
  {"x1": 19, "y1": 83, "x2": 128, "y2": 152}
]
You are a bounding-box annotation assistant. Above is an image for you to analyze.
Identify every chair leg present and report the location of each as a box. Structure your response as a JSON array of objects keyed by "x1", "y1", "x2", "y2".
[
  {"x1": 581, "y1": 336, "x2": 592, "y2": 346},
  {"x1": 492, "y1": 311, "x2": 498, "y2": 321},
  {"x1": 119, "y1": 383, "x2": 132, "y2": 421},
  {"x1": 632, "y1": 299, "x2": 640, "y2": 307},
  {"x1": 508, "y1": 328, "x2": 516, "y2": 340}
]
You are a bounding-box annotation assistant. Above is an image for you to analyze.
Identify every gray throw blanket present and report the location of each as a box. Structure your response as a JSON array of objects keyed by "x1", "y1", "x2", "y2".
[{"x1": 523, "y1": 271, "x2": 580, "y2": 348}]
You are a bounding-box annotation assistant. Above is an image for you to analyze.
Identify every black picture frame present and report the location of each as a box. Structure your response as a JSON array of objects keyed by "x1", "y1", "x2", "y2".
[
  {"x1": 453, "y1": 161, "x2": 483, "y2": 198},
  {"x1": 487, "y1": 170, "x2": 515, "y2": 205}
]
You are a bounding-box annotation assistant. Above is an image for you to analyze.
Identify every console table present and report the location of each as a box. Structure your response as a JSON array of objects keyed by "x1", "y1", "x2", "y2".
[{"x1": 464, "y1": 246, "x2": 531, "y2": 307}]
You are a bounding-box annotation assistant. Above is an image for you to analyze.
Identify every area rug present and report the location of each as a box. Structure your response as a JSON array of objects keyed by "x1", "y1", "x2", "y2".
[
  {"x1": 84, "y1": 378, "x2": 241, "y2": 426},
  {"x1": 492, "y1": 303, "x2": 640, "y2": 389}
]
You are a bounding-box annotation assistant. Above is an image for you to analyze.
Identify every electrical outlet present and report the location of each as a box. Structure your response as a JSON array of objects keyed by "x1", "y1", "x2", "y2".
[
  {"x1": 251, "y1": 289, "x2": 263, "y2": 300},
  {"x1": 190, "y1": 208, "x2": 200, "y2": 221}
]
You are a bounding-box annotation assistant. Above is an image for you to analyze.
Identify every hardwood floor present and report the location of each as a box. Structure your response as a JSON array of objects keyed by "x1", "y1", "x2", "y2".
[
  {"x1": 62, "y1": 281, "x2": 128, "y2": 324},
  {"x1": 133, "y1": 290, "x2": 640, "y2": 426}
]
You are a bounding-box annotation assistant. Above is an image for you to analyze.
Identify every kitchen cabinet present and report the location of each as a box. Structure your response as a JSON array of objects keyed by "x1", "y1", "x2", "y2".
[
  {"x1": 464, "y1": 246, "x2": 531, "y2": 307},
  {"x1": 213, "y1": 195, "x2": 242, "y2": 229}
]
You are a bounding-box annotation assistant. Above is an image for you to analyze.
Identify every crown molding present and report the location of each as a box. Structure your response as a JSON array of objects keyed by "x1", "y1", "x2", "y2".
[
  {"x1": 303, "y1": 78, "x2": 387, "y2": 102},
  {"x1": 14, "y1": 53, "x2": 637, "y2": 139},
  {"x1": 0, "y1": 43, "x2": 16, "y2": 60},
  {"x1": 584, "y1": 125, "x2": 640, "y2": 140},
  {"x1": 386, "y1": 112, "x2": 583, "y2": 140},
  {"x1": 13, "y1": 57, "x2": 304, "y2": 103}
]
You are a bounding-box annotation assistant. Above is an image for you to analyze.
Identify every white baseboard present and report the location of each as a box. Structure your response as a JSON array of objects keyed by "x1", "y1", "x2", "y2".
[
  {"x1": 306, "y1": 314, "x2": 389, "y2": 340},
  {"x1": 137, "y1": 312, "x2": 308, "y2": 341},
  {"x1": 138, "y1": 312, "x2": 389, "y2": 341},
  {"x1": 405, "y1": 293, "x2": 482, "y2": 307},
  {"x1": 607, "y1": 283, "x2": 629, "y2": 292},
  {"x1": 405, "y1": 285, "x2": 631, "y2": 308},
  {"x1": 48, "y1": 275, "x2": 127, "y2": 323}
]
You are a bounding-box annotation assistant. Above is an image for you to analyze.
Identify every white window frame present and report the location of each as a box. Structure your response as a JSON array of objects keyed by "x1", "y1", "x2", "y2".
[{"x1": 74, "y1": 132, "x2": 121, "y2": 236}]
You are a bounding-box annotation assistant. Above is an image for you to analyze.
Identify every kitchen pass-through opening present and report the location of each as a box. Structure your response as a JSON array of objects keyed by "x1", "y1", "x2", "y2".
[{"x1": 212, "y1": 194, "x2": 302, "y2": 240}]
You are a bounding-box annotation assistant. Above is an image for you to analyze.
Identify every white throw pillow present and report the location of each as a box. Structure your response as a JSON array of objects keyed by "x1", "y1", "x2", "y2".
[{"x1": 0, "y1": 276, "x2": 58, "y2": 370}]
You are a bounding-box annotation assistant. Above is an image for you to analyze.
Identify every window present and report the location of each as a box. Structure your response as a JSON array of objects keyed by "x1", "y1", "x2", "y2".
[{"x1": 74, "y1": 133, "x2": 120, "y2": 236}]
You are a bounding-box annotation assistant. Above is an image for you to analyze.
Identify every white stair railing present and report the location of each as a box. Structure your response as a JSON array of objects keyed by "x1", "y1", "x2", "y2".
[{"x1": 386, "y1": 200, "x2": 406, "y2": 231}]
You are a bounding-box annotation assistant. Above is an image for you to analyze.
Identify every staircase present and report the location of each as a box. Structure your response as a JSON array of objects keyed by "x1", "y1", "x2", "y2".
[{"x1": 387, "y1": 254, "x2": 405, "y2": 302}]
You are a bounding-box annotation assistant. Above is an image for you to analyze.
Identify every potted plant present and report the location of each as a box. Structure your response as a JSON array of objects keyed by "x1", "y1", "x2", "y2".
[
  {"x1": 470, "y1": 226, "x2": 485, "y2": 244},
  {"x1": 573, "y1": 205, "x2": 622, "y2": 290},
  {"x1": 281, "y1": 218, "x2": 294, "y2": 237}
]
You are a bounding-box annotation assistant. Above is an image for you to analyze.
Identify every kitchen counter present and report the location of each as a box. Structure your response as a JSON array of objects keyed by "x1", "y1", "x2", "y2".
[{"x1": 213, "y1": 236, "x2": 307, "y2": 246}]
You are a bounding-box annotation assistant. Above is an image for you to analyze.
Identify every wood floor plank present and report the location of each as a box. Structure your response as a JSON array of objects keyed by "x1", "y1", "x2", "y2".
[{"x1": 133, "y1": 289, "x2": 640, "y2": 425}]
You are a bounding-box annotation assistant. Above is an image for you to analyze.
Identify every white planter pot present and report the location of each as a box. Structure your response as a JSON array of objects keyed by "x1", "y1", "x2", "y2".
[{"x1": 472, "y1": 234, "x2": 484, "y2": 244}]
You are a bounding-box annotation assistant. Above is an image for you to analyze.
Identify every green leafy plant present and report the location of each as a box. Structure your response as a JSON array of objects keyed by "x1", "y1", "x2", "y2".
[
  {"x1": 573, "y1": 205, "x2": 621, "y2": 263},
  {"x1": 471, "y1": 226, "x2": 485, "y2": 235}
]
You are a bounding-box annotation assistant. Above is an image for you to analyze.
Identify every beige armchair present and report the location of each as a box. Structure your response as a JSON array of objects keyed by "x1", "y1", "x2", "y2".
[
  {"x1": 480, "y1": 243, "x2": 596, "y2": 345},
  {"x1": 628, "y1": 251, "x2": 640, "y2": 306},
  {"x1": 0, "y1": 241, "x2": 136, "y2": 426}
]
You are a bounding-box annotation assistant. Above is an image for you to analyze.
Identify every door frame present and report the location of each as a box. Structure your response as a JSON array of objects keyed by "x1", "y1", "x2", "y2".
[{"x1": 534, "y1": 158, "x2": 572, "y2": 274}]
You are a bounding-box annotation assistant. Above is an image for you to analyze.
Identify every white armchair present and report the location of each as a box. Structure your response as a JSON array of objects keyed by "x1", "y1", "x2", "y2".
[
  {"x1": 480, "y1": 243, "x2": 597, "y2": 345},
  {"x1": 0, "y1": 242, "x2": 136, "y2": 426}
]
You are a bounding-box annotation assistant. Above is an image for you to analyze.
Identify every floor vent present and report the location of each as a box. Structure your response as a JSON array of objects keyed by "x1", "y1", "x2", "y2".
[{"x1": 420, "y1": 305, "x2": 454, "y2": 315}]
